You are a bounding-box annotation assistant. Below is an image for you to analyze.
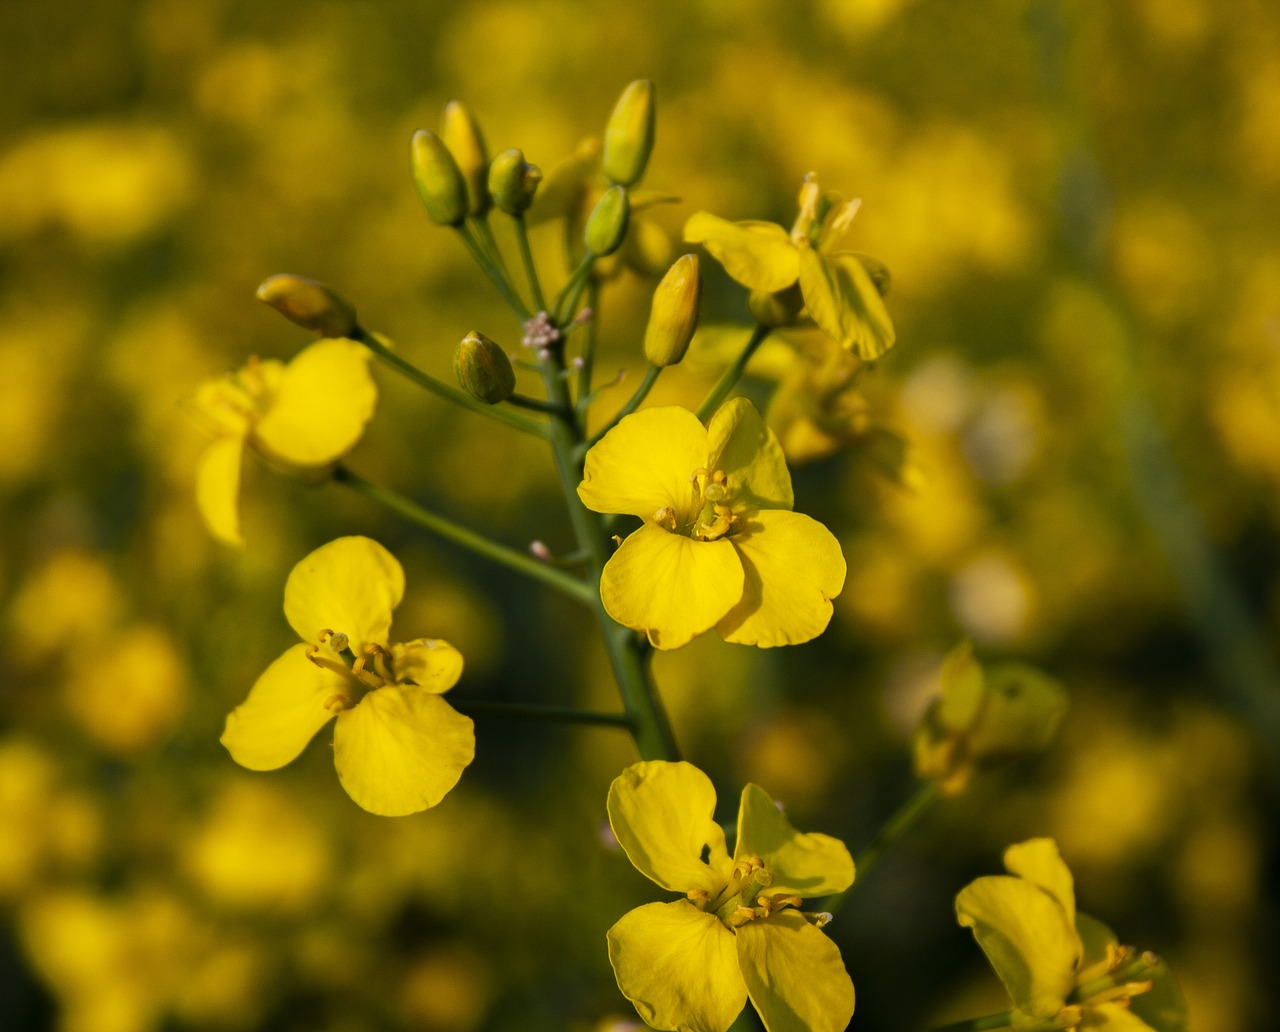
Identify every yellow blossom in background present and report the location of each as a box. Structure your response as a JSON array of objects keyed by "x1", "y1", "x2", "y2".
[
  {"x1": 955, "y1": 838, "x2": 1187, "y2": 1032},
  {"x1": 221, "y1": 536, "x2": 474, "y2": 816},
  {"x1": 606, "y1": 760, "x2": 855, "y2": 1032},
  {"x1": 685, "y1": 173, "x2": 894, "y2": 359},
  {"x1": 578, "y1": 398, "x2": 845, "y2": 649},
  {"x1": 189, "y1": 339, "x2": 377, "y2": 546}
]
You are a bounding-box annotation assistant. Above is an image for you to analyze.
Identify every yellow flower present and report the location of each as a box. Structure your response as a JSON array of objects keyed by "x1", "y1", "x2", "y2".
[
  {"x1": 577, "y1": 398, "x2": 845, "y2": 649},
  {"x1": 220, "y1": 536, "x2": 474, "y2": 817},
  {"x1": 684, "y1": 173, "x2": 895, "y2": 360},
  {"x1": 190, "y1": 339, "x2": 377, "y2": 546},
  {"x1": 606, "y1": 760, "x2": 855, "y2": 1032},
  {"x1": 956, "y1": 838, "x2": 1187, "y2": 1032}
]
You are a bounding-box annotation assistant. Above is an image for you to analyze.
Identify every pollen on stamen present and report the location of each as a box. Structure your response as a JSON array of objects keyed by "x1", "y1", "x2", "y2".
[{"x1": 326, "y1": 631, "x2": 349, "y2": 652}]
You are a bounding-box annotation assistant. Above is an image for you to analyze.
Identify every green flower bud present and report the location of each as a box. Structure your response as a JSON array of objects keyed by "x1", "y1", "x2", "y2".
[
  {"x1": 602, "y1": 80, "x2": 655, "y2": 187},
  {"x1": 913, "y1": 642, "x2": 1068, "y2": 794},
  {"x1": 454, "y1": 331, "x2": 515, "y2": 404},
  {"x1": 584, "y1": 185, "x2": 630, "y2": 257},
  {"x1": 747, "y1": 283, "x2": 805, "y2": 327},
  {"x1": 411, "y1": 129, "x2": 468, "y2": 226},
  {"x1": 441, "y1": 101, "x2": 491, "y2": 216},
  {"x1": 255, "y1": 274, "x2": 358, "y2": 338},
  {"x1": 643, "y1": 255, "x2": 701, "y2": 367},
  {"x1": 488, "y1": 148, "x2": 543, "y2": 216}
]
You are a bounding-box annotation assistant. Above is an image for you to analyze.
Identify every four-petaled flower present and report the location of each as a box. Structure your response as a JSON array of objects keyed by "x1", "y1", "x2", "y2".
[
  {"x1": 577, "y1": 398, "x2": 845, "y2": 649},
  {"x1": 220, "y1": 536, "x2": 475, "y2": 817},
  {"x1": 607, "y1": 760, "x2": 855, "y2": 1032},
  {"x1": 685, "y1": 173, "x2": 895, "y2": 360},
  {"x1": 190, "y1": 339, "x2": 377, "y2": 546},
  {"x1": 956, "y1": 838, "x2": 1186, "y2": 1032}
]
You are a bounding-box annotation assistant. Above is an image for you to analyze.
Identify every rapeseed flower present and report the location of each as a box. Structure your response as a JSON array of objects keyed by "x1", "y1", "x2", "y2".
[
  {"x1": 577, "y1": 398, "x2": 845, "y2": 649},
  {"x1": 221, "y1": 536, "x2": 474, "y2": 817},
  {"x1": 190, "y1": 339, "x2": 376, "y2": 546},
  {"x1": 607, "y1": 760, "x2": 855, "y2": 1032},
  {"x1": 685, "y1": 173, "x2": 895, "y2": 360},
  {"x1": 956, "y1": 838, "x2": 1186, "y2": 1031}
]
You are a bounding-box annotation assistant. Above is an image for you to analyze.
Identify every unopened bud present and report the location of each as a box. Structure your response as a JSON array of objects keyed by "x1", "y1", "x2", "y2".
[
  {"x1": 256, "y1": 274, "x2": 358, "y2": 338},
  {"x1": 441, "y1": 101, "x2": 490, "y2": 216},
  {"x1": 584, "y1": 185, "x2": 630, "y2": 257},
  {"x1": 643, "y1": 254, "x2": 701, "y2": 367},
  {"x1": 488, "y1": 148, "x2": 542, "y2": 216},
  {"x1": 454, "y1": 331, "x2": 516, "y2": 404},
  {"x1": 411, "y1": 129, "x2": 468, "y2": 226},
  {"x1": 747, "y1": 283, "x2": 805, "y2": 327},
  {"x1": 602, "y1": 80, "x2": 655, "y2": 187}
]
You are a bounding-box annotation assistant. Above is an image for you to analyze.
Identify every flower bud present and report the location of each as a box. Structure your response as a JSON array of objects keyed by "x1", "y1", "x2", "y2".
[
  {"x1": 488, "y1": 148, "x2": 543, "y2": 216},
  {"x1": 454, "y1": 331, "x2": 515, "y2": 404},
  {"x1": 411, "y1": 129, "x2": 468, "y2": 226},
  {"x1": 441, "y1": 101, "x2": 491, "y2": 216},
  {"x1": 602, "y1": 80, "x2": 655, "y2": 187},
  {"x1": 643, "y1": 255, "x2": 701, "y2": 367},
  {"x1": 255, "y1": 274, "x2": 358, "y2": 338},
  {"x1": 584, "y1": 185, "x2": 630, "y2": 257}
]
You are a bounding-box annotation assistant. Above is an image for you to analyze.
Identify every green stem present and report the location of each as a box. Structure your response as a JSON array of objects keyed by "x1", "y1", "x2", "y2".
[
  {"x1": 457, "y1": 223, "x2": 531, "y2": 320},
  {"x1": 537, "y1": 349, "x2": 680, "y2": 762},
  {"x1": 450, "y1": 699, "x2": 631, "y2": 728},
  {"x1": 470, "y1": 215, "x2": 511, "y2": 278},
  {"x1": 508, "y1": 393, "x2": 567, "y2": 416},
  {"x1": 577, "y1": 279, "x2": 600, "y2": 404},
  {"x1": 826, "y1": 781, "x2": 939, "y2": 914},
  {"x1": 695, "y1": 323, "x2": 771, "y2": 421},
  {"x1": 513, "y1": 214, "x2": 547, "y2": 312},
  {"x1": 574, "y1": 366, "x2": 662, "y2": 462},
  {"x1": 332, "y1": 465, "x2": 594, "y2": 606},
  {"x1": 553, "y1": 254, "x2": 594, "y2": 325},
  {"x1": 931, "y1": 1013, "x2": 1012, "y2": 1032},
  {"x1": 353, "y1": 328, "x2": 546, "y2": 438}
]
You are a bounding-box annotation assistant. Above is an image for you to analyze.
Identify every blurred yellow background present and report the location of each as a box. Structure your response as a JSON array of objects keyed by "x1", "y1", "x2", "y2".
[{"x1": 2, "y1": 0, "x2": 1278, "y2": 1029}]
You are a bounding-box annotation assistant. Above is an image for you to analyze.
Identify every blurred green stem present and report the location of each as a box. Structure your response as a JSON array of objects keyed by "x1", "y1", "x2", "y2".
[
  {"x1": 931, "y1": 1013, "x2": 1012, "y2": 1032},
  {"x1": 513, "y1": 214, "x2": 547, "y2": 312},
  {"x1": 457, "y1": 222, "x2": 531, "y2": 320},
  {"x1": 826, "y1": 781, "x2": 939, "y2": 914},
  {"x1": 331, "y1": 465, "x2": 594, "y2": 606},
  {"x1": 554, "y1": 254, "x2": 594, "y2": 325},
  {"x1": 450, "y1": 699, "x2": 631, "y2": 728},
  {"x1": 696, "y1": 323, "x2": 771, "y2": 421},
  {"x1": 577, "y1": 279, "x2": 600, "y2": 403}
]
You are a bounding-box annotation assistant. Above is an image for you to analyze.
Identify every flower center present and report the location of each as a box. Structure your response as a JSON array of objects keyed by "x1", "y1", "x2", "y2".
[
  {"x1": 686, "y1": 467, "x2": 737, "y2": 542},
  {"x1": 306, "y1": 629, "x2": 397, "y2": 712},
  {"x1": 685, "y1": 855, "x2": 829, "y2": 931}
]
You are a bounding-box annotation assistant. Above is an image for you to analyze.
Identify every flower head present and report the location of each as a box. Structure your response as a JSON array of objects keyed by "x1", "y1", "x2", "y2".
[
  {"x1": 190, "y1": 339, "x2": 377, "y2": 546},
  {"x1": 685, "y1": 173, "x2": 895, "y2": 360},
  {"x1": 220, "y1": 536, "x2": 474, "y2": 817},
  {"x1": 606, "y1": 760, "x2": 855, "y2": 1032},
  {"x1": 578, "y1": 398, "x2": 845, "y2": 649},
  {"x1": 956, "y1": 838, "x2": 1187, "y2": 1032}
]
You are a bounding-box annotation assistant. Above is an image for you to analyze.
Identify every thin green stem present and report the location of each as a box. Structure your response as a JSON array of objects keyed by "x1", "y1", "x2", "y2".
[
  {"x1": 826, "y1": 781, "x2": 939, "y2": 914},
  {"x1": 332, "y1": 465, "x2": 594, "y2": 606},
  {"x1": 508, "y1": 393, "x2": 567, "y2": 416},
  {"x1": 576, "y1": 279, "x2": 600, "y2": 404},
  {"x1": 695, "y1": 323, "x2": 771, "y2": 421},
  {"x1": 931, "y1": 1013, "x2": 1012, "y2": 1032},
  {"x1": 553, "y1": 254, "x2": 594, "y2": 325},
  {"x1": 450, "y1": 699, "x2": 631, "y2": 728},
  {"x1": 470, "y1": 215, "x2": 511, "y2": 278},
  {"x1": 457, "y1": 223, "x2": 531, "y2": 321},
  {"x1": 353, "y1": 328, "x2": 546, "y2": 438},
  {"x1": 574, "y1": 366, "x2": 662, "y2": 462},
  {"x1": 513, "y1": 214, "x2": 547, "y2": 312}
]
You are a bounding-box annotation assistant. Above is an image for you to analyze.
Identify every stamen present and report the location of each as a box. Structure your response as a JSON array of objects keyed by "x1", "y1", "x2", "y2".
[
  {"x1": 325, "y1": 630, "x2": 349, "y2": 652},
  {"x1": 652, "y1": 506, "x2": 677, "y2": 530}
]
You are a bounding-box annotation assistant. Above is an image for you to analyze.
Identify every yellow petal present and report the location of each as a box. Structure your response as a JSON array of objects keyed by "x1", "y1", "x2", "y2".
[
  {"x1": 716, "y1": 511, "x2": 845, "y2": 648},
  {"x1": 607, "y1": 901, "x2": 745, "y2": 1032},
  {"x1": 284, "y1": 536, "x2": 405, "y2": 649},
  {"x1": 220, "y1": 645, "x2": 340, "y2": 770},
  {"x1": 196, "y1": 437, "x2": 245, "y2": 547},
  {"x1": 252, "y1": 339, "x2": 377, "y2": 466},
  {"x1": 390, "y1": 639, "x2": 463, "y2": 693},
  {"x1": 607, "y1": 761, "x2": 734, "y2": 896},
  {"x1": 332, "y1": 686, "x2": 475, "y2": 816},
  {"x1": 797, "y1": 243, "x2": 895, "y2": 360},
  {"x1": 601, "y1": 526, "x2": 743, "y2": 650},
  {"x1": 955, "y1": 875, "x2": 1078, "y2": 1017},
  {"x1": 734, "y1": 784, "x2": 853, "y2": 898},
  {"x1": 684, "y1": 212, "x2": 799, "y2": 293},
  {"x1": 1003, "y1": 839, "x2": 1077, "y2": 935},
  {"x1": 578, "y1": 407, "x2": 706, "y2": 521},
  {"x1": 706, "y1": 397, "x2": 793, "y2": 512},
  {"x1": 736, "y1": 911, "x2": 855, "y2": 1032}
]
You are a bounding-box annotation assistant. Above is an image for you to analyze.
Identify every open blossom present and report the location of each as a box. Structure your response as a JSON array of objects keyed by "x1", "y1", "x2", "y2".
[
  {"x1": 607, "y1": 761, "x2": 855, "y2": 1032},
  {"x1": 685, "y1": 173, "x2": 894, "y2": 360},
  {"x1": 577, "y1": 398, "x2": 845, "y2": 649},
  {"x1": 190, "y1": 339, "x2": 376, "y2": 546},
  {"x1": 220, "y1": 536, "x2": 474, "y2": 817},
  {"x1": 956, "y1": 838, "x2": 1186, "y2": 1032}
]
